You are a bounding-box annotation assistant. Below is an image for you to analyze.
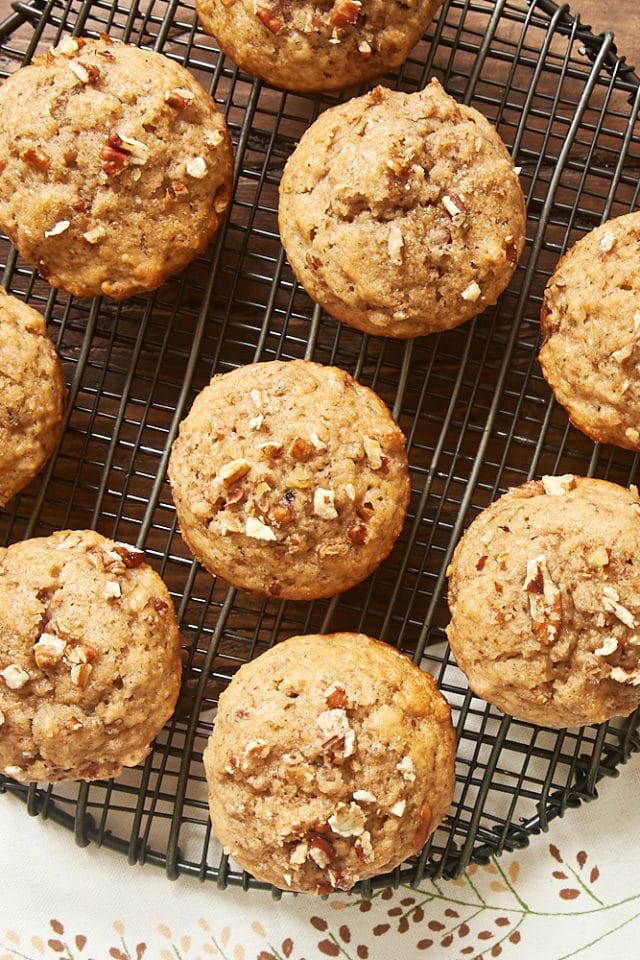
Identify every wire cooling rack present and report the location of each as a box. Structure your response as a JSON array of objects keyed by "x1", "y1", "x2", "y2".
[{"x1": 1, "y1": 0, "x2": 640, "y2": 893}]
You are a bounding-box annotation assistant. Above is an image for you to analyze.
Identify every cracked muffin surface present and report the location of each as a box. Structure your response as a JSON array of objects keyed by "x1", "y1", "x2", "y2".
[
  {"x1": 196, "y1": 0, "x2": 444, "y2": 92},
  {"x1": 279, "y1": 79, "x2": 526, "y2": 338},
  {"x1": 540, "y1": 211, "x2": 640, "y2": 451},
  {"x1": 168, "y1": 359, "x2": 410, "y2": 599},
  {"x1": 0, "y1": 287, "x2": 67, "y2": 506},
  {"x1": 204, "y1": 631, "x2": 455, "y2": 893},
  {"x1": 0, "y1": 529, "x2": 182, "y2": 782},
  {"x1": 446, "y1": 474, "x2": 640, "y2": 728},
  {"x1": 0, "y1": 35, "x2": 233, "y2": 299}
]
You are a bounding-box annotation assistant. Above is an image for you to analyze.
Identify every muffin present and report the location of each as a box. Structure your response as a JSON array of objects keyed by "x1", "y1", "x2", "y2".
[
  {"x1": 0, "y1": 529, "x2": 182, "y2": 782},
  {"x1": 540, "y1": 211, "x2": 640, "y2": 451},
  {"x1": 0, "y1": 287, "x2": 67, "y2": 506},
  {"x1": 204, "y1": 631, "x2": 456, "y2": 893},
  {"x1": 168, "y1": 359, "x2": 410, "y2": 599},
  {"x1": 196, "y1": 0, "x2": 444, "y2": 92},
  {"x1": 0, "y1": 35, "x2": 234, "y2": 300},
  {"x1": 446, "y1": 474, "x2": 640, "y2": 728},
  {"x1": 278, "y1": 79, "x2": 526, "y2": 338}
]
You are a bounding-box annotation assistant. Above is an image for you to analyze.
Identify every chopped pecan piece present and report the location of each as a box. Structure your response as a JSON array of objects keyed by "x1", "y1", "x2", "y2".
[
  {"x1": 328, "y1": 802, "x2": 366, "y2": 837},
  {"x1": 523, "y1": 554, "x2": 562, "y2": 644},
  {"x1": 308, "y1": 835, "x2": 336, "y2": 868},
  {"x1": 33, "y1": 633, "x2": 66, "y2": 669},
  {"x1": 256, "y1": 1, "x2": 284, "y2": 33},
  {"x1": 21, "y1": 146, "x2": 51, "y2": 171},
  {"x1": 111, "y1": 543, "x2": 145, "y2": 568},
  {"x1": 442, "y1": 192, "x2": 467, "y2": 217},
  {"x1": 70, "y1": 662, "x2": 93, "y2": 689},
  {"x1": 330, "y1": 0, "x2": 362, "y2": 27},
  {"x1": 68, "y1": 59, "x2": 101, "y2": 84},
  {"x1": 288, "y1": 436, "x2": 314, "y2": 460},
  {"x1": 0, "y1": 664, "x2": 29, "y2": 690},
  {"x1": 347, "y1": 522, "x2": 367, "y2": 544},
  {"x1": 100, "y1": 131, "x2": 130, "y2": 176},
  {"x1": 166, "y1": 181, "x2": 189, "y2": 201},
  {"x1": 164, "y1": 87, "x2": 195, "y2": 109}
]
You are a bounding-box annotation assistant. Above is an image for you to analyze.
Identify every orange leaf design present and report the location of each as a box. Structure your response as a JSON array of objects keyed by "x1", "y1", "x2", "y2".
[
  {"x1": 577, "y1": 851, "x2": 587, "y2": 868},
  {"x1": 549, "y1": 843, "x2": 563, "y2": 863},
  {"x1": 590, "y1": 866, "x2": 600, "y2": 883},
  {"x1": 50, "y1": 921, "x2": 65, "y2": 935}
]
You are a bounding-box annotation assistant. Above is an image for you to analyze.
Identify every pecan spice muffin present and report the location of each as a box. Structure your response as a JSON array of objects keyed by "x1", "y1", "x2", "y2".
[
  {"x1": 0, "y1": 35, "x2": 234, "y2": 299},
  {"x1": 540, "y1": 211, "x2": 640, "y2": 451},
  {"x1": 446, "y1": 475, "x2": 640, "y2": 728},
  {"x1": 168, "y1": 359, "x2": 411, "y2": 599},
  {"x1": 0, "y1": 530, "x2": 182, "y2": 782},
  {"x1": 278, "y1": 80, "x2": 526, "y2": 338},
  {"x1": 196, "y1": 0, "x2": 444, "y2": 92},
  {"x1": 0, "y1": 287, "x2": 67, "y2": 506},
  {"x1": 204, "y1": 632, "x2": 456, "y2": 893}
]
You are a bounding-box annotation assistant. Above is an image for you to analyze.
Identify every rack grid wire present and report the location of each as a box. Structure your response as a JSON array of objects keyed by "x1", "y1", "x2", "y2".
[{"x1": 1, "y1": 0, "x2": 640, "y2": 893}]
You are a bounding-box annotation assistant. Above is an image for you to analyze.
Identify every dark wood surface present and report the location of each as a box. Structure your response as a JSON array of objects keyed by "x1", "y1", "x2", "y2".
[{"x1": 576, "y1": 0, "x2": 640, "y2": 70}]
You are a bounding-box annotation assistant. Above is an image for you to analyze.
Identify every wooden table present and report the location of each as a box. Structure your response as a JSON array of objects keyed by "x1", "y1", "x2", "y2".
[{"x1": 578, "y1": 0, "x2": 639, "y2": 69}]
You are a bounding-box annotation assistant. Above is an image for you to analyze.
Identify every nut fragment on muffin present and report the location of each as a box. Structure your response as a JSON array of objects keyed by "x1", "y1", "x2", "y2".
[
  {"x1": 278, "y1": 79, "x2": 526, "y2": 338},
  {"x1": 446, "y1": 474, "x2": 640, "y2": 728},
  {"x1": 168, "y1": 359, "x2": 410, "y2": 599},
  {"x1": 0, "y1": 529, "x2": 182, "y2": 782},
  {"x1": 0, "y1": 35, "x2": 234, "y2": 299},
  {"x1": 540, "y1": 210, "x2": 640, "y2": 451},
  {"x1": 196, "y1": 0, "x2": 444, "y2": 92},
  {"x1": 0, "y1": 287, "x2": 67, "y2": 506},
  {"x1": 204, "y1": 632, "x2": 455, "y2": 892}
]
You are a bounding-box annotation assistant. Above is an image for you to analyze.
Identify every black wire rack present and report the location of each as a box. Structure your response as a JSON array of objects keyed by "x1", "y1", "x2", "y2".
[{"x1": 1, "y1": 0, "x2": 640, "y2": 894}]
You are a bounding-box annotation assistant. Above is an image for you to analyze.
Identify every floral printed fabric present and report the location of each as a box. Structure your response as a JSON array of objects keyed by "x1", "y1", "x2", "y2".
[{"x1": 2, "y1": 754, "x2": 640, "y2": 960}]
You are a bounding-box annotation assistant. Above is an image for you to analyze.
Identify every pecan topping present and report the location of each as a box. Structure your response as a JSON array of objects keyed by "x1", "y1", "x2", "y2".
[
  {"x1": 523, "y1": 554, "x2": 562, "y2": 644},
  {"x1": 461, "y1": 280, "x2": 481, "y2": 302},
  {"x1": 68, "y1": 59, "x2": 101, "y2": 84},
  {"x1": 256, "y1": 1, "x2": 284, "y2": 33},
  {"x1": 33, "y1": 632, "x2": 67, "y2": 669},
  {"x1": 100, "y1": 131, "x2": 129, "y2": 176},
  {"x1": 111, "y1": 543, "x2": 145, "y2": 568},
  {"x1": 164, "y1": 87, "x2": 195, "y2": 109},
  {"x1": 330, "y1": 0, "x2": 362, "y2": 27},
  {"x1": 602, "y1": 586, "x2": 636, "y2": 629},
  {"x1": 505, "y1": 234, "x2": 519, "y2": 264},
  {"x1": 324, "y1": 682, "x2": 349, "y2": 709},
  {"x1": 328, "y1": 802, "x2": 366, "y2": 837},
  {"x1": 0, "y1": 664, "x2": 29, "y2": 690},
  {"x1": 541, "y1": 474, "x2": 577, "y2": 496},
  {"x1": 313, "y1": 487, "x2": 338, "y2": 520},
  {"x1": 354, "y1": 830, "x2": 374, "y2": 863},
  {"x1": 218, "y1": 459, "x2": 251, "y2": 486},
  {"x1": 70, "y1": 662, "x2": 93, "y2": 688},
  {"x1": 166, "y1": 181, "x2": 189, "y2": 201},
  {"x1": 288, "y1": 436, "x2": 314, "y2": 460},
  {"x1": 442, "y1": 192, "x2": 467, "y2": 217},
  {"x1": 347, "y1": 522, "x2": 367, "y2": 544},
  {"x1": 308, "y1": 835, "x2": 336, "y2": 868},
  {"x1": 21, "y1": 146, "x2": 51, "y2": 171},
  {"x1": 245, "y1": 516, "x2": 277, "y2": 541}
]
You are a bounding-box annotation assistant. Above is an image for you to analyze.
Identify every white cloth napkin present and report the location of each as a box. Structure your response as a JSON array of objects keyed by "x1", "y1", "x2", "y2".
[{"x1": 2, "y1": 752, "x2": 640, "y2": 959}]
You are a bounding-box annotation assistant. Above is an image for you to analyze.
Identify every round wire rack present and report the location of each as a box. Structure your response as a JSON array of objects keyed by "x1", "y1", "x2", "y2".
[{"x1": 1, "y1": 0, "x2": 640, "y2": 894}]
